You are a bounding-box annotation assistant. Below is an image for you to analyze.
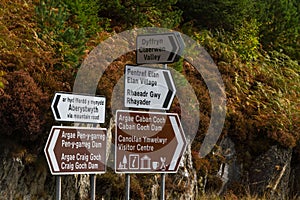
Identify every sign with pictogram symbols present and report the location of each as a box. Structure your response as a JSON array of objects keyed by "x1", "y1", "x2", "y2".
[{"x1": 115, "y1": 110, "x2": 187, "y2": 173}]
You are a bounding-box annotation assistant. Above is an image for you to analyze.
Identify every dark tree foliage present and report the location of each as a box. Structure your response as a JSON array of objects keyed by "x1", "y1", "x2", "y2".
[
  {"x1": 178, "y1": 0, "x2": 300, "y2": 60},
  {"x1": 98, "y1": 0, "x2": 182, "y2": 29},
  {"x1": 256, "y1": 0, "x2": 300, "y2": 60},
  {"x1": 177, "y1": 0, "x2": 256, "y2": 31}
]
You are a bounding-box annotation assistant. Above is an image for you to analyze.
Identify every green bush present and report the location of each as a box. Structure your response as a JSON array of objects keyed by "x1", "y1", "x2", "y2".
[
  {"x1": 177, "y1": 0, "x2": 256, "y2": 31},
  {"x1": 35, "y1": 0, "x2": 104, "y2": 69},
  {"x1": 257, "y1": 0, "x2": 300, "y2": 60},
  {"x1": 193, "y1": 29, "x2": 300, "y2": 149},
  {"x1": 229, "y1": 19, "x2": 260, "y2": 61},
  {"x1": 98, "y1": 0, "x2": 182, "y2": 29}
]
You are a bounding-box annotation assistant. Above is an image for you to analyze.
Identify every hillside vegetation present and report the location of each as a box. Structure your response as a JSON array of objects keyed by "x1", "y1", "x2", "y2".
[{"x1": 0, "y1": 0, "x2": 299, "y2": 199}]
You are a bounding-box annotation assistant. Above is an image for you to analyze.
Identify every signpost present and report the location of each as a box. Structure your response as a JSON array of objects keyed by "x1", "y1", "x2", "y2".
[
  {"x1": 51, "y1": 92, "x2": 106, "y2": 123},
  {"x1": 46, "y1": 31, "x2": 186, "y2": 200},
  {"x1": 124, "y1": 32, "x2": 185, "y2": 199},
  {"x1": 124, "y1": 65, "x2": 176, "y2": 110},
  {"x1": 48, "y1": 92, "x2": 107, "y2": 200},
  {"x1": 44, "y1": 126, "x2": 107, "y2": 175},
  {"x1": 115, "y1": 110, "x2": 187, "y2": 173},
  {"x1": 136, "y1": 32, "x2": 185, "y2": 64}
]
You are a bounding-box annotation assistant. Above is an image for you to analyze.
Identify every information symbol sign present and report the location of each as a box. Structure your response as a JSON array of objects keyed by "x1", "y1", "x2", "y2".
[{"x1": 129, "y1": 155, "x2": 139, "y2": 169}]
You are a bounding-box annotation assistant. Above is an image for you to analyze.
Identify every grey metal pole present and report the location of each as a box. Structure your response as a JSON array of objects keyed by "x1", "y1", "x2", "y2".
[
  {"x1": 56, "y1": 124, "x2": 63, "y2": 200},
  {"x1": 160, "y1": 173, "x2": 166, "y2": 200},
  {"x1": 160, "y1": 63, "x2": 168, "y2": 200},
  {"x1": 125, "y1": 174, "x2": 130, "y2": 200},
  {"x1": 90, "y1": 174, "x2": 96, "y2": 200},
  {"x1": 56, "y1": 175, "x2": 61, "y2": 200}
]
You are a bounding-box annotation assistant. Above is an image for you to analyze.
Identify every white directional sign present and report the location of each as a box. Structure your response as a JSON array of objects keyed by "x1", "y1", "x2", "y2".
[
  {"x1": 136, "y1": 32, "x2": 185, "y2": 64},
  {"x1": 115, "y1": 110, "x2": 187, "y2": 173},
  {"x1": 44, "y1": 126, "x2": 107, "y2": 175},
  {"x1": 51, "y1": 92, "x2": 106, "y2": 123},
  {"x1": 124, "y1": 65, "x2": 176, "y2": 110}
]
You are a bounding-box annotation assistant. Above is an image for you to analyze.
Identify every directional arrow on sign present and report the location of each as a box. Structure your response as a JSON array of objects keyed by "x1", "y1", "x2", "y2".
[
  {"x1": 124, "y1": 65, "x2": 176, "y2": 110},
  {"x1": 47, "y1": 129, "x2": 60, "y2": 172},
  {"x1": 115, "y1": 110, "x2": 187, "y2": 173},
  {"x1": 51, "y1": 92, "x2": 106, "y2": 123},
  {"x1": 136, "y1": 32, "x2": 185, "y2": 64},
  {"x1": 44, "y1": 126, "x2": 107, "y2": 175},
  {"x1": 168, "y1": 116, "x2": 185, "y2": 171}
]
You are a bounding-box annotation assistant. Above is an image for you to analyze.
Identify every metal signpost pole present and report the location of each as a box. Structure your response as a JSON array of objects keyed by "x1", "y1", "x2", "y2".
[
  {"x1": 160, "y1": 63, "x2": 168, "y2": 200},
  {"x1": 90, "y1": 174, "x2": 96, "y2": 200},
  {"x1": 56, "y1": 175, "x2": 61, "y2": 200},
  {"x1": 46, "y1": 95, "x2": 107, "y2": 200},
  {"x1": 160, "y1": 173, "x2": 166, "y2": 200},
  {"x1": 88, "y1": 123, "x2": 96, "y2": 200},
  {"x1": 119, "y1": 32, "x2": 185, "y2": 200},
  {"x1": 125, "y1": 174, "x2": 130, "y2": 200},
  {"x1": 56, "y1": 123, "x2": 63, "y2": 200}
]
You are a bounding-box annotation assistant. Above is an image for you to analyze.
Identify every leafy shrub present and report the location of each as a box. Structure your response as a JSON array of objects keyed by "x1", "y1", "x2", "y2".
[
  {"x1": 0, "y1": 71, "x2": 7, "y2": 95},
  {"x1": 257, "y1": 0, "x2": 300, "y2": 60},
  {"x1": 0, "y1": 0, "x2": 55, "y2": 72},
  {"x1": 98, "y1": 0, "x2": 182, "y2": 29},
  {"x1": 96, "y1": 170, "x2": 125, "y2": 199},
  {"x1": 35, "y1": 0, "x2": 104, "y2": 69},
  {"x1": 179, "y1": 0, "x2": 300, "y2": 60},
  {"x1": 193, "y1": 29, "x2": 300, "y2": 150},
  {"x1": 0, "y1": 0, "x2": 72, "y2": 143},
  {"x1": 223, "y1": 19, "x2": 260, "y2": 62},
  {"x1": 0, "y1": 71, "x2": 49, "y2": 141},
  {"x1": 178, "y1": 0, "x2": 256, "y2": 31}
]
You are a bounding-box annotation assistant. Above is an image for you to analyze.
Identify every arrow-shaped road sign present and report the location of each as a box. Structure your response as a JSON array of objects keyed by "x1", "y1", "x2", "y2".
[
  {"x1": 124, "y1": 65, "x2": 176, "y2": 110},
  {"x1": 136, "y1": 32, "x2": 185, "y2": 64},
  {"x1": 44, "y1": 126, "x2": 107, "y2": 175},
  {"x1": 51, "y1": 92, "x2": 106, "y2": 123},
  {"x1": 115, "y1": 110, "x2": 187, "y2": 173}
]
